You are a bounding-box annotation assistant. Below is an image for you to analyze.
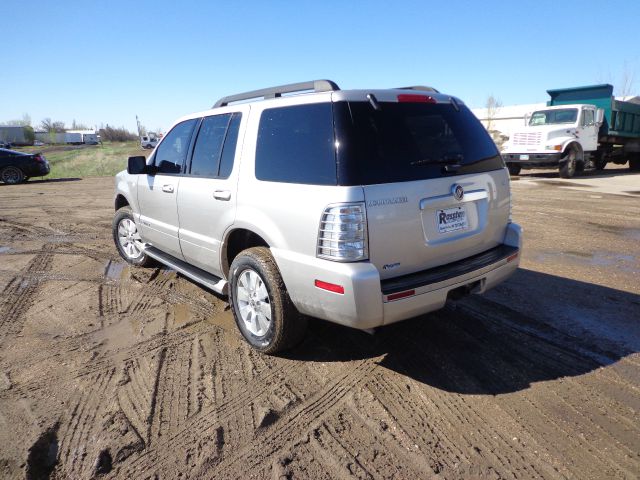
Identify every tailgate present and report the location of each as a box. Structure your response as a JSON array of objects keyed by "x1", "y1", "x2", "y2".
[{"x1": 364, "y1": 169, "x2": 510, "y2": 280}]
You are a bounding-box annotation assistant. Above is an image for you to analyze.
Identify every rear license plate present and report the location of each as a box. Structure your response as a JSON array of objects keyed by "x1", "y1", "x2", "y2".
[
  {"x1": 436, "y1": 206, "x2": 468, "y2": 234},
  {"x1": 519, "y1": 154, "x2": 529, "y2": 160}
]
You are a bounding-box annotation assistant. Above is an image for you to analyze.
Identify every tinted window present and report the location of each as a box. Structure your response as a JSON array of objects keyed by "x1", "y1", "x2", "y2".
[
  {"x1": 190, "y1": 114, "x2": 231, "y2": 177},
  {"x1": 255, "y1": 103, "x2": 336, "y2": 185},
  {"x1": 334, "y1": 102, "x2": 502, "y2": 185},
  {"x1": 219, "y1": 113, "x2": 241, "y2": 178},
  {"x1": 155, "y1": 119, "x2": 197, "y2": 174}
]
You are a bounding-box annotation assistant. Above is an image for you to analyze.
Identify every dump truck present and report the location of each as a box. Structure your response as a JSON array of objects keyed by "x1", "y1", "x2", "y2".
[{"x1": 502, "y1": 84, "x2": 640, "y2": 177}]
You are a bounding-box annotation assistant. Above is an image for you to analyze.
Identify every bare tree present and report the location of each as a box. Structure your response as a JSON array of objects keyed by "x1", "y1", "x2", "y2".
[
  {"x1": 71, "y1": 119, "x2": 90, "y2": 130},
  {"x1": 0, "y1": 113, "x2": 32, "y2": 127},
  {"x1": 617, "y1": 61, "x2": 636, "y2": 98},
  {"x1": 39, "y1": 118, "x2": 66, "y2": 133},
  {"x1": 598, "y1": 60, "x2": 638, "y2": 98},
  {"x1": 485, "y1": 94, "x2": 503, "y2": 133}
]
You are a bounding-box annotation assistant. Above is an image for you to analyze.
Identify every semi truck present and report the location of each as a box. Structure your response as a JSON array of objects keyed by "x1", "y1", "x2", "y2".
[{"x1": 502, "y1": 84, "x2": 640, "y2": 177}]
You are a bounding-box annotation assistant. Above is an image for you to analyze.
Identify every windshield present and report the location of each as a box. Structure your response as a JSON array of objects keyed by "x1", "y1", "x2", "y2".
[
  {"x1": 333, "y1": 101, "x2": 502, "y2": 185},
  {"x1": 529, "y1": 108, "x2": 578, "y2": 126}
]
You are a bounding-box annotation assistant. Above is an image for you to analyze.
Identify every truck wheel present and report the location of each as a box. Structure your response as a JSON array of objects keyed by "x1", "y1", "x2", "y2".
[
  {"x1": 507, "y1": 164, "x2": 521, "y2": 176},
  {"x1": 1, "y1": 166, "x2": 25, "y2": 184},
  {"x1": 630, "y1": 154, "x2": 640, "y2": 172},
  {"x1": 559, "y1": 148, "x2": 577, "y2": 178},
  {"x1": 112, "y1": 206, "x2": 155, "y2": 267},
  {"x1": 229, "y1": 247, "x2": 307, "y2": 354}
]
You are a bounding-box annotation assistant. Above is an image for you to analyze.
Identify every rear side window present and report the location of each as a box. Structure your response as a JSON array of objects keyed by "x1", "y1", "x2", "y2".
[
  {"x1": 189, "y1": 112, "x2": 242, "y2": 178},
  {"x1": 155, "y1": 119, "x2": 198, "y2": 174},
  {"x1": 219, "y1": 113, "x2": 241, "y2": 178},
  {"x1": 334, "y1": 102, "x2": 502, "y2": 185},
  {"x1": 255, "y1": 103, "x2": 336, "y2": 185},
  {"x1": 190, "y1": 114, "x2": 231, "y2": 177}
]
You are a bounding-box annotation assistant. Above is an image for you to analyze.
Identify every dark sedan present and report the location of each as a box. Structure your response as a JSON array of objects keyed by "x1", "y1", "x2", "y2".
[{"x1": 0, "y1": 148, "x2": 50, "y2": 184}]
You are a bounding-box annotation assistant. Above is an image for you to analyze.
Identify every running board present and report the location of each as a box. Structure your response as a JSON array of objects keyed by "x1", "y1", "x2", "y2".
[{"x1": 143, "y1": 246, "x2": 228, "y2": 295}]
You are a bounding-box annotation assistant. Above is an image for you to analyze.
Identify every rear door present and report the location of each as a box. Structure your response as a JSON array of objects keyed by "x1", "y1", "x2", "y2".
[
  {"x1": 137, "y1": 118, "x2": 198, "y2": 259},
  {"x1": 177, "y1": 109, "x2": 246, "y2": 276},
  {"x1": 334, "y1": 99, "x2": 510, "y2": 279}
]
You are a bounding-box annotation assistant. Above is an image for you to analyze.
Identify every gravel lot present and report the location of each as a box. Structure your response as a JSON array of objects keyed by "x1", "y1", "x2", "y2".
[{"x1": 0, "y1": 167, "x2": 638, "y2": 479}]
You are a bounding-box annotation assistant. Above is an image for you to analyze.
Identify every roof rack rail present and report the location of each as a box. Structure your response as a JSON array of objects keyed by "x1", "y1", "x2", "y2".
[
  {"x1": 396, "y1": 85, "x2": 440, "y2": 93},
  {"x1": 213, "y1": 79, "x2": 340, "y2": 108}
]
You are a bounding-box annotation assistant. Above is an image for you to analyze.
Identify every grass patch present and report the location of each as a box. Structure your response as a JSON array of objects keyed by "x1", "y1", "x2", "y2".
[{"x1": 18, "y1": 142, "x2": 149, "y2": 179}]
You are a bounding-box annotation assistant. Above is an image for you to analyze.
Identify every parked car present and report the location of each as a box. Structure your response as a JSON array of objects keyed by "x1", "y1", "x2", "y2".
[
  {"x1": 140, "y1": 135, "x2": 159, "y2": 149},
  {"x1": 113, "y1": 80, "x2": 522, "y2": 354},
  {"x1": 0, "y1": 148, "x2": 50, "y2": 184}
]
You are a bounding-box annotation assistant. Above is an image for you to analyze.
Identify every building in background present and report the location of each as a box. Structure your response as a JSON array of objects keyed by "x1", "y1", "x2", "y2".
[{"x1": 0, "y1": 126, "x2": 32, "y2": 146}]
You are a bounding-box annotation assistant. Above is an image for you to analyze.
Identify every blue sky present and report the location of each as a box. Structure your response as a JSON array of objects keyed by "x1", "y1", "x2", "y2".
[{"x1": 2, "y1": 0, "x2": 638, "y2": 133}]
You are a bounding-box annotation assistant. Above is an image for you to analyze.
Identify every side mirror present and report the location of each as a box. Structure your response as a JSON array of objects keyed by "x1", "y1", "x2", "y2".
[
  {"x1": 524, "y1": 113, "x2": 531, "y2": 126},
  {"x1": 595, "y1": 108, "x2": 604, "y2": 126},
  {"x1": 127, "y1": 156, "x2": 152, "y2": 175}
]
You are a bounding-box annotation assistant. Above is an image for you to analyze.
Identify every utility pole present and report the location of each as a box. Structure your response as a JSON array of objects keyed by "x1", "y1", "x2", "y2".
[{"x1": 136, "y1": 115, "x2": 141, "y2": 137}]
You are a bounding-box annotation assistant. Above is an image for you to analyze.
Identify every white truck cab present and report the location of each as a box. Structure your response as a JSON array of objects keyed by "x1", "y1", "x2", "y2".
[{"x1": 502, "y1": 104, "x2": 604, "y2": 178}]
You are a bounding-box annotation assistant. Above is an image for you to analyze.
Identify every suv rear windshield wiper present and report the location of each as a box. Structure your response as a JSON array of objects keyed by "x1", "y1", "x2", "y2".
[{"x1": 410, "y1": 154, "x2": 463, "y2": 166}]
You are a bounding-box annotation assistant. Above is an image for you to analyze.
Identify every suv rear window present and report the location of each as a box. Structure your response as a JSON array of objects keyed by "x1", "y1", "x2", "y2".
[
  {"x1": 334, "y1": 102, "x2": 503, "y2": 185},
  {"x1": 255, "y1": 103, "x2": 336, "y2": 185}
]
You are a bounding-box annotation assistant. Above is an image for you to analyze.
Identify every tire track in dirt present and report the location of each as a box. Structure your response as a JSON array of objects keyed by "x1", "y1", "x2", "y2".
[
  {"x1": 0, "y1": 246, "x2": 54, "y2": 339},
  {"x1": 373, "y1": 306, "x2": 638, "y2": 479},
  {"x1": 363, "y1": 314, "x2": 578, "y2": 478},
  {"x1": 346, "y1": 384, "x2": 460, "y2": 477},
  {"x1": 116, "y1": 355, "x2": 160, "y2": 446},
  {"x1": 193, "y1": 358, "x2": 379, "y2": 478},
  {"x1": 57, "y1": 368, "x2": 117, "y2": 477},
  {"x1": 115, "y1": 353, "x2": 321, "y2": 476}
]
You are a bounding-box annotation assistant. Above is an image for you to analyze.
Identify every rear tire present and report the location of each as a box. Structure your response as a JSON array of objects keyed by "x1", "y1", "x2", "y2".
[
  {"x1": 559, "y1": 148, "x2": 577, "y2": 178},
  {"x1": 229, "y1": 247, "x2": 307, "y2": 354},
  {"x1": 1, "y1": 166, "x2": 25, "y2": 184},
  {"x1": 629, "y1": 154, "x2": 640, "y2": 172},
  {"x1": 112, "y1": 206, "x2": 155, "y2": 267},
  {"x1": 507, "y1": 164, "x2": 521, "y2": 176}
]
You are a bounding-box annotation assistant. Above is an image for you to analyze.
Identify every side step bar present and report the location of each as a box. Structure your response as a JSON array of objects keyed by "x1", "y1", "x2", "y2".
[{"x1": 143, "y1": 246, "x2": 228, "y2": 295}]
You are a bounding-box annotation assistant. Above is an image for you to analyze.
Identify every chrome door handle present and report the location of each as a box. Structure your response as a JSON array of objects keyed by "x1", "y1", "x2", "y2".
[
  {"x1": 162, "y1": 184, "x2": 174, "y2": 193},
  {"x1": 213, "y1": 190, "x2": 231, "y2": 201}
]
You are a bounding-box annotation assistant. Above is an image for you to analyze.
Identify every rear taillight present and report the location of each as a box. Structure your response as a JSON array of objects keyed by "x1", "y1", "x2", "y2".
[
  {"x1": 317, "y1": 203, "x2": 368, "y2": 262},
  {"x1": 34, "y1": 154, "x2": 45, "y2": 163}
]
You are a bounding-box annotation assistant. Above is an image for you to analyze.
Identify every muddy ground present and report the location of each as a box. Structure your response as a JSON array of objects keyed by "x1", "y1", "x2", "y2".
[{"x1": 0, "y1": 169, "x2": 639, "y2": 479}]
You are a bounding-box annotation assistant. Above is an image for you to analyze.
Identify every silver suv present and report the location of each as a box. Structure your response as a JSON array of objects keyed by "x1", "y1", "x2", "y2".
[{"x1": 113, "y1": 80, "x2": 522, "y2": 353}]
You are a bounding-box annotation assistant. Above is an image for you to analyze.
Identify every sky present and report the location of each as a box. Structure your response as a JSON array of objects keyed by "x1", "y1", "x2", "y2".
[{"x1": 2, "y1": 0, "x2": 639, "y2": 133}]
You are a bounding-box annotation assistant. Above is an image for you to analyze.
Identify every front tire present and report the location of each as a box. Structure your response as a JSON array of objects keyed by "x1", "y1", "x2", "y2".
[
  {"x1": 507, "y1": 164, "x2": 521, "y2": 176},
  {"x1": 112, "y1": 206, "x2": 154, "y2": 267},
  {"x1": 559, "y1": 148, "x2": 577, "y2": 178},
  {"x1": 229, "y1": 247, "x2": 307, "y2": 354},
  {"x1": 1, "y1": 166, "x2": 25, "y2": 184},
  {"x1": 629, "y1": 153, "x2": 640, "y2": 172}
]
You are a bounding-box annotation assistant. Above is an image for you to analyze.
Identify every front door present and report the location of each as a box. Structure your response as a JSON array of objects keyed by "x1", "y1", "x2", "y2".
[
  {"x1": 177, "y1": 110, "x2": 246, "y2": 276},
  {"x1": 580, "y1": 108, "x2": 598, "y2": 152},
  {"x1": 137, "y1": 118, "x2": 198, "y2": 260}
]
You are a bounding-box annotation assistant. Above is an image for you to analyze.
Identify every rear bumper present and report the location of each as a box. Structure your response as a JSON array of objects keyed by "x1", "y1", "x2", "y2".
[
  {"x1": 502, "y1": 152, "x2": 562, "y2": 167},
  {"x1": 273, "y1": 222, "x2": 522, "y2": 330},
  {"x1": 23, "y1": 162, "x2": 50, "y2": 177}
]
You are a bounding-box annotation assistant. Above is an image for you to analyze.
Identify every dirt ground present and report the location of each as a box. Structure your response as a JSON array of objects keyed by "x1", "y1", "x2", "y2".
[{"x1": 1, "y1": 169, "x2": 639, "y2": 479}]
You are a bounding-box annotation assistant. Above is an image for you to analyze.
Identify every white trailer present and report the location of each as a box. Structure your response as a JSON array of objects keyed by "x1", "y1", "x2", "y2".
[
  {"x1": 64, "y1": 132, "x2": 83, "y2": 144},
  {"x1": 81, "y1": 133, "x2": 99, "y2": 144}
]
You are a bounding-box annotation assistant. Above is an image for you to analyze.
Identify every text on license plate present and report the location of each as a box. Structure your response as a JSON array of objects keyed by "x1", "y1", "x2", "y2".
[{"x1": 436, "y1": 206, "x2": 468, "y2": 234}]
